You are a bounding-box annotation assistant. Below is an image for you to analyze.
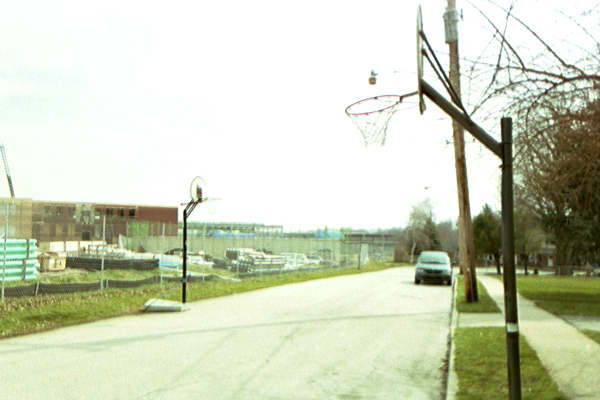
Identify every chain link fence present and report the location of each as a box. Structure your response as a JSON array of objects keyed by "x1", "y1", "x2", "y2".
[
  {"x1": 1, "y1": 261, "x2": 368, "y2": 300},
  {"x1": 1, "y1": 240, "x2": 378, "y2": 300},
  {"x1": 0, "y1": 224, "x2": 400, "y2": 304}
]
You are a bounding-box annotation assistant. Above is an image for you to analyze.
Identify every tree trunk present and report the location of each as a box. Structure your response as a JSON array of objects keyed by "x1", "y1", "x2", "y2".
[
  {"x1": 555, "y1": 239, "x2": 573, "y2": 275},
  {"x1": 494, "y1": 253, "x2": 502, "y2": 274}
]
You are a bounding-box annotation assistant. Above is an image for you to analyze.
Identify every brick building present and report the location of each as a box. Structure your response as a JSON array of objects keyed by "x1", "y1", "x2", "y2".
[{"x1": 0, "y1": 197, "x2": 178, "y2": 244}]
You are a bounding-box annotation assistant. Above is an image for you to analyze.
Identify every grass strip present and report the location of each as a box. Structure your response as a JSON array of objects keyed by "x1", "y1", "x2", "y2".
[
  {"x1": 0, "y1": 262, "x2": 397, "y2": 339},
  {"x1": 516, "y1": 275, "x2": 600, "y2": 316},
  {"x1": 454, "y1": 327, "x2": 566, "y2": 400},
  {"x1": 582, "y1": 330, "x2": 600, "y2": 346},
  {"x1": 455, "y1": 275, "x2": 500, "y2": 313}
]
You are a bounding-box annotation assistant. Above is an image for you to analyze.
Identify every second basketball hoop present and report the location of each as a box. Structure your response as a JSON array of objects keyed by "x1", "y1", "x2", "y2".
[{"x1": 345, "y1": 92, "x2": 417, "y2": 147}]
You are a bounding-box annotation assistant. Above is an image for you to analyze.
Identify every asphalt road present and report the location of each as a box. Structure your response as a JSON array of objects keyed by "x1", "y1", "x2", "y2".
[{"x1": 1, "y1": 267, "x2": 453, "y2": 400}]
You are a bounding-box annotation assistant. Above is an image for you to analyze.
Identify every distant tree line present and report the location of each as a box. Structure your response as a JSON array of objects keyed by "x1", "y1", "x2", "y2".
[{"x1": 380, "y1": 199, "x2": 459, "y2": 264}]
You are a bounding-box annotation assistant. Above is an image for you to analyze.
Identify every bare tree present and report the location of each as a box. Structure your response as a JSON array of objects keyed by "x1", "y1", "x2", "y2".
[
  {"x1": 515, "y1": 100, "x2": 600, "y2": 266},
  {"x1": 437, "y1": 219, "x2": 459, "y2": 261},
  {"x1": 466, "y1": 1, "x2": 600, "y2": 120},
  {"x1": 406, "y1": 199, "x2": 437, "y2": 262},
  {"x1": 464, "y1": 1, "x2": 600, "y2": 266},
  {"x1": 513, "y1": 200, "x2": 545, "y2": 274}
]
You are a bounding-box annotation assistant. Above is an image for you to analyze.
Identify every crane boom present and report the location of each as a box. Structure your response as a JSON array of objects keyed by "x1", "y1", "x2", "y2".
[{"x1": 0, "y1": 145, "x2": 15, "y2": 198}]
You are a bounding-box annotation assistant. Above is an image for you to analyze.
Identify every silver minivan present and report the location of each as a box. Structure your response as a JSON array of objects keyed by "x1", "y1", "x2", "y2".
[{"x1": 414, "y1": 250, "x2": 453, "y2": 285}]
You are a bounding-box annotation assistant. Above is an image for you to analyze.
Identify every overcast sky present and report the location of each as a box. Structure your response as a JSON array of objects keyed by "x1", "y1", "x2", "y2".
[{"x1": 0, "y1": 1, "x2": 595, "y2": 231}]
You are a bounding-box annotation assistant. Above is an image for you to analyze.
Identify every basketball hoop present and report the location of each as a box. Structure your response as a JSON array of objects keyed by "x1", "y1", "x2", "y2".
[{"x1": 345, "y1": 92, "x2": 417, "y2": 146}]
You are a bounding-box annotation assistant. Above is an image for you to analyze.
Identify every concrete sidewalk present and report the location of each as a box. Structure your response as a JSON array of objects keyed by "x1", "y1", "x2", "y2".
[{"x1": 478, "y1": 275, "x2": 600, "y2": 400}]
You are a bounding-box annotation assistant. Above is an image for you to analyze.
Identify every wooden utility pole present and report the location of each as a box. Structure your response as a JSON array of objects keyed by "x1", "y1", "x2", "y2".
[{"x1": 444, "y1": 0, "x2": 478, "y2": 301}]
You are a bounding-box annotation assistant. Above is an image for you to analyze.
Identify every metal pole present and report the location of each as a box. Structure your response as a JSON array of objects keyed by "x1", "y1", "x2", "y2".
[
  {"x1": 420, "y1": 80, "x2": 502, "y2": 157},
  {"x1": 181, "y1": 201, "x2": 197, "y2": 303},
  {"x1": 0, "y1": 145, "x2": 15, "y2": 198},
  {"x1": 0, "y1": 142, "x2": 14, "y2": 304},
  {"x1": 100, "y1": 214, "x2": 106, "y2": 294},
  {"x1": 501, "y1": 117, "x2": 522, "y2": 400},
  {"x1": 419, "y1": 47, "x2": 523, "y2": 398},
  {"x1": 182, "y1": 206, "x2": 188, "y2": 303},
  {"x1": 1, "y1": 202, "x2": 7, "y2": 304},
  {"x1": 421, "y1": 80, "x2": 522, "y2": 397}
]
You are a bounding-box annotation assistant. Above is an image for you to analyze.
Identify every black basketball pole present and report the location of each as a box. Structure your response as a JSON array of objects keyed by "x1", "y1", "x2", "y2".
[
  {"x1": 182, "y1": 200, "x2": 198, "y2": 303},
  {"x1": 501, "y1": 118, "x2": 522, "y2": 400},
  {"x1": 420, "y1": 80, "x2": 522, "y2": 399}
]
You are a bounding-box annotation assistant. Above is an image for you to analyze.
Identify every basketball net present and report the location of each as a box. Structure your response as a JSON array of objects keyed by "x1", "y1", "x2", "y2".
[{"x1": 345, "y1": 93, "x2": 416, "y2": 147}]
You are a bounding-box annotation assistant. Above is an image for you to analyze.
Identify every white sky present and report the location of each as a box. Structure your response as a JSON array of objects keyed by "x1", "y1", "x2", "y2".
[{"x1": 0, "y1": 1, "x2": 594, "y2": 231}]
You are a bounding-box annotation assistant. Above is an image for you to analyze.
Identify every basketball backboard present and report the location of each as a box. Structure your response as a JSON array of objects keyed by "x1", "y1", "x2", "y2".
[{"x1": 189, "y1": 176, "x2": 206, "y2": 202}]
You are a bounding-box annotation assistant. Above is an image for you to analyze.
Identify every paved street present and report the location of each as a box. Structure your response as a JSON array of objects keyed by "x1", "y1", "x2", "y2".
[{"x1": 1, "y1": 268, "x2": 453, "y2": 400}]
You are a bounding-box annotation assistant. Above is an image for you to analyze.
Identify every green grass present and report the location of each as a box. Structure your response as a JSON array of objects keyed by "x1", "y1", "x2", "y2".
[
  {"x1": 186, "y1": 263, "x2": 236, "y2": 278},
  {"x1": 582, "y1": 330, "x2": 600, "y2": 345},
  {"x1": 454, "y1": 327, "x2": 566, "y2": 400},
  {"x1": 455, "y1": 275, "x2": 501, "y2": 313},
  {"x1": 516, "y1": 275, "x2": 600, "y2": 316},
  {"x1": 0, "y1": 261, "x2": 397, "y2": 338}
]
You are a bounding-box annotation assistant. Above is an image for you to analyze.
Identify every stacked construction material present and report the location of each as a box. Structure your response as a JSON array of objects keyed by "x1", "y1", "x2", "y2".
[{"x1": 0, "y1": 239, "x2": 39, "y2": 282}]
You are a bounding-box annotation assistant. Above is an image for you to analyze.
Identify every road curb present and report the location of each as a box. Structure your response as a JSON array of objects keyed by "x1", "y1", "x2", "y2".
[{"x1": 445, "y1": 276, "x2": 459, "y2": 400}]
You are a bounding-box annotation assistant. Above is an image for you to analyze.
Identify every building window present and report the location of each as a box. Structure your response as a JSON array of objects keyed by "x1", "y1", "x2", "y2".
[
  {"x1": 106, "y1": 208, "x2": 114, "y2": 216},
  {"x1": 44, "y1": 206, "x2": 52, "y2": 216},
  {"x1": 129, "y1": 208, "x2": 136, "y2": 217},
  {"x1": 56, "y1": 207, "x2": 63, "y2": 216},
  {"x1": 119, "y1": 208, "x2": 125, "y2": 217}
]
